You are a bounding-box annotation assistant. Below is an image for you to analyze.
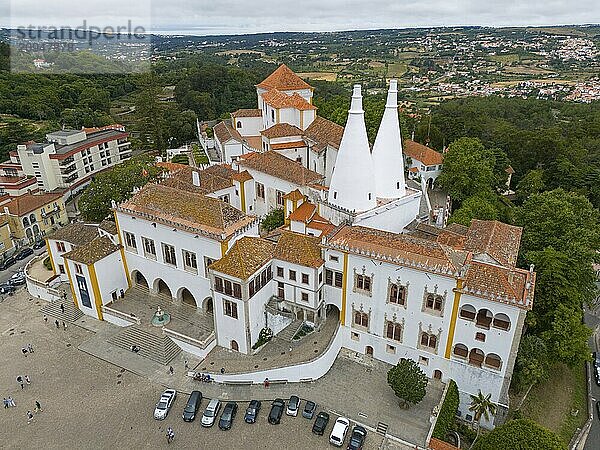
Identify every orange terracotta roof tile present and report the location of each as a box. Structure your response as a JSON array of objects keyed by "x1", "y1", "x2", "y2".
[
  {"x1": 231, "y1": 108, "x2": 262, "y2": 118},
  {"x1": 214, "y1": 120, "x2": 243, "y2": 144},
  {"x1": 429, "y1": 437, "x2": 459, "y2": 450},
  {"x1": 49, "y1": 222, "x2": 99, "y2": 246},
  {"x1": 63, "y1": 236, "x2": 121, "y2": 265},
  {"x1": 231, "y1": 170, "x2": 253, "y2": 182},
  {"x1": 403, "y1": 140, "x2": 444, "y2": 166},
  {"x1": 257, "y1": 64, "x2": 313, "y2": 91},
  {"x1": 209, "y1": 236, "x2": 275, "y2": 280},
  {"x1": 288, "y1": 201, "x2": 316, "y2": 223},
  {"x1": 261, "y1": 123, "x2": 303, "y2": 139},
  {"x1": 271, "y1": 140, "x2": 307, "y2": 150},
  {"x1": 304, "y1": 116, "x2": 344, "y2": 152},
  {"x1": 117, "y1": 183, "x2": 256, "y2": 240},
  {"x1": 283, "y1": 189, "x2": 305, "y2": 201},
  {"x1": 464, "y1": 220, "x2": 523, "y2": 267},
  {"x1": 244, "y1": 135, "x2": 263, "y2": 151},
  {"x1": 157, "y1": 162, "x2": 189, "y2": 173},
  {"x1": 238, "y1": 151, "x2": 323, "y2": 186},
  {"x1": 273, "y1": 231, "x2": 324, "y2": 268},
  {"x1": 5, "y1": 192, "x2": 63, "y2": 216},
  {"x1": 262, "y1": 89, "x2": 317, "y2": 111},
  {"x1": 161, "y1": 165, "x2": 234, "y2": 194}
]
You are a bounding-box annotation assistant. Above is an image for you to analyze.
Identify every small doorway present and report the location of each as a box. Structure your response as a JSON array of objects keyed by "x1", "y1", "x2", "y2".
[
  {"x1": 433, "y1": 369, "x2": 442, "y2": 380},
  {"x1": 202, "y1": 297, "x2": 213, "y2": 314},
  {"x1": 365, "y1": 346, "x2": 374, "y2": 356},
  {"x1": 231, "y1": 340, "x2": 239, "y2": 352}
]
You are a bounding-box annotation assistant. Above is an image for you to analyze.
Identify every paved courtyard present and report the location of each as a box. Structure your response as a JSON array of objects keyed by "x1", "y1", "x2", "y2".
[{"x1": 1, "y1": 289, "x2": 440, "y2": 449}]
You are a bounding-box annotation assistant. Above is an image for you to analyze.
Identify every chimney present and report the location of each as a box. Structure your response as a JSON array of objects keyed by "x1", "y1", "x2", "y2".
[
  {"x1": 192, "y1": 170, "x2": 200, "y2": 187},
  {"x1": 327, "y1": 85, "x2": 377, "y2": 212},
  {"x1": 372, "y1": 79, "x2": 406, "y2": 199}
]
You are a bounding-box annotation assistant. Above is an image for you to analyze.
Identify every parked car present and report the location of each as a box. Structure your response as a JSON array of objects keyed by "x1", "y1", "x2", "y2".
[
  {"x1": 182, "y1": 390, "x2": 202, "y2": 422},
  {"x1": 302, "y1": 400, "x2": 316, "y2": 419},
  {"x1": 312, "y1": 411, "x2": 330, "y2": 435},
  {"x1": 0, "y1": 283, "x2": 16, "y2": 295},
  {"x1": 596, "y1": 367, "x2": 600, "y2": 387},
  {"x1": 347, "y1": 425, "x2": 367, "y2": 450},
  {"x1": 268, "y1": 399, "x2": 285, "y2": 425},
  {"x1": 15, "y1": 247, "x2": 34, "y2": 260},
  {"x1": 597, "y1": 400, "x2": 600, "y2": 419},
  {"x1": 153, "y1": 389, "x2": 177, "y2": 420},
  {"x1": 201, "y1": 398, "x2": 221, "y2": 427},
  {"x1": 33, "y1": 240, "x2": 46, "y2": 250},
  {"x1": 286, "y1": 395, "x2": 300, "y2": 416},
  {"x1": 218, "y1": 401, "x2": 238, "y2": 430},
  {"x1": 594, "y1": 351, "x2": 600, "y2": 369},
  {"x1": 244, "y1": 400, "x2": 261, "y2": 423},
  {"x1": 0, "y1": 256, "x2": 16, "y2": 271},
  {"x1": 329, "y1": 417, "x2": 350, "y2": 447},
  {"x1": 9, "y1": 271, "x2": 26, "y2": 286}
]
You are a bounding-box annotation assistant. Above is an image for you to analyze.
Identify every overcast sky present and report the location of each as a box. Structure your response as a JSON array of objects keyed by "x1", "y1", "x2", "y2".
[{"x1": 4, "y1": 0, "x2": 600, "y2": 35}]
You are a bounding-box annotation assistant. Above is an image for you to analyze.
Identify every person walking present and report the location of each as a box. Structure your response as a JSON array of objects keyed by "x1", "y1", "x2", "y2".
[
  {"x1": 60, "y1": 303, "x2": 65, "y2": 314},
  {"x1": 8, "y1": 397, "x2": 16, "y2": 407},
  {"x1": 21, "y1": 347, "x2": 28, "y2": 357},
  {"x1": 169, "y1": 366, "x2": 174, "y2": 375},
  {"x1": 34, "y1": 401, "x2": 42, "y2": 412},
  {"x1": 17, "y1": 375, "x2": 24, "y2": 389},
  {"x1": 43, "y1": 315, "x2": 48, "y2": 324},
  {"x1": 62, "y1": 321, "x2": 67, "y2": 331},
  {"x1": 27, "y1": 343, "x2": 34, "y2": 353},
  {"x1": 54, "y1": 319, "x2": 59, "y2": 329},
  {"x1": 27, "y1": 410, "x2": 34, "y2": 424},
  {"x1": 184, "y1": 360, "x2": 189, "y2": 371},
  {"x1": 25, "y1": 375, "x2": 31, "y2": 385},
  {"x1": 3, "y1": 398, "x2": 8, "y2": 408}
]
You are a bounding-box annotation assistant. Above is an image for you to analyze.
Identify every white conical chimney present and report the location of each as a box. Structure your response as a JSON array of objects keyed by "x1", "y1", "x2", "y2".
[
  {"x1": 328, "y1": 85, "x2": 377, "y2": 212},
  {"x1": 372, "y1": 79, "x2": 406, "y2": 199}
]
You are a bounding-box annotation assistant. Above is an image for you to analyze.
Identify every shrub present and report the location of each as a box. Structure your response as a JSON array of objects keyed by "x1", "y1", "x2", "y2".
[
  {"x1": 43, "y1": 256, "x2": 53, "y2": 271},
  {"x1": 432, "y1": 379, "x2": 460, "y2": 440},
  {"x1": 252, "y1": 327, "x2": 273, "y2": 350}
]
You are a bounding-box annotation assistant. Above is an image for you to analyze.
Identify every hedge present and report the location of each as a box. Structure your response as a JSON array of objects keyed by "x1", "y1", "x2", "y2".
[{"x1": 432, "y1": 379, "x2": 459, "y2": 440}]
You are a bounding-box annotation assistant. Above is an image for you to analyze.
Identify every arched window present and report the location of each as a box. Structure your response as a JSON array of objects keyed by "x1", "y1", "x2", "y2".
[
  {"x1": 353, "y1": 311, "x2": 368, "y2": 328},
  {"x1": 493, "y1": 313, "x2": 511, "y2": 331},
  {"x1": 22, "y1": 217, "x2": 30, "y2": 227},
  {"x1": 475, "y1": 309, "x2": 493, "y2": 329},
  {"x1": 485, "y1": 353, "x2": 502, "y2": 370},
  {"x1": 389, "y1": 284, "x2": 406, "y2": 305},
  {"x1": 459, "y1": 304, "x2": 476, "y2": 320},
  {"x1": 236, "y1": 121, "x2": 242, "y2": 129},
  {"x1": 385, "y1": 321, "x2": 402, "y2": 342},
  {"x1": 426, "y1": 293, "x2": 443, "y2": 311},
  {"x1": 453, "y1": 343, "x2": 468, "y2": 358},
  {"x1": 468, "y1": 348, "x2": 485, "y2": 367},
  {"x1": 29, "y1": 213, "x2": 36, "y2": 223},
  {"x1": 420, "y1": 332, "x2": 437, "y2": 349}
]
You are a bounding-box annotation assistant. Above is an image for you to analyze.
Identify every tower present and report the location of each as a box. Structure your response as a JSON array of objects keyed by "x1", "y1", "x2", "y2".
[
  {"x1": 372, "y1": 79, "x2": 406, "y2": 199},
  {"x1": 328, "y1": 85, "x2": 377, "y2": 212}
]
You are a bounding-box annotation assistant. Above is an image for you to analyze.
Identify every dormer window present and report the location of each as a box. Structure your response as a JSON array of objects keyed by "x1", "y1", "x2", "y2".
[{"x1": 236, "y1": 121, "x2": 242, "y2": 129}]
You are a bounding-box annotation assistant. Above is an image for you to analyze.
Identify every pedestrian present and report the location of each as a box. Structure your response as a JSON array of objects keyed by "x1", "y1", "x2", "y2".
[
  {"x1": 27, "y1": 410, "x2": 34, "y2": 424},
  {"x1": 21, "y1": 347, "x2": 28, "y2": 357},
  {"x1": 34, "y1": 401, "x2": 42, "y2": 412},
  {"x1": 169, "y1": 366, "x2": 174, "y2": 375},
  {"x1": 8, "y1": 397, "x2": 16, "y2": 407},
  {"x1": 62, "y1": 321, "x2": 67, "y2": 330},
  {"x1": 25, "y1": 375, "x2": 31, "y2": 385},
  {"x1": 220, "y1": 367, "x2": 225, "y2": 375},
  {"x1": 17, "y1": 375, "x2": 24, "y2": 389},
  {"x1": 27, "y1": 343, "x2": 34, "y2": 353},
  {"x1": 54, "y1": 319, "x2": 59, "y2": 329},
  {"x1": 43, "y1": 315, "x2": 48, "y2": 324},
  {"x1": 60, "y1": 303, "x2": 65, "y2": 314},
  {"x1": 3, "y1": 398, "x2": 8, "y2": 408},
  {"x1": 184, "y1": 360, "x2": 189, "y2": 371},
  {"x1": 264, "y1": 377, "x2": 270, "y2": 388}
]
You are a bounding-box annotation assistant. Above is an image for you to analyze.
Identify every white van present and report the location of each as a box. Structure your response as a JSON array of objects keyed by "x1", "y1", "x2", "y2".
[
  {"x1": 329, "y1": 417, "x2": 350, "y2": 446},
  {"x1": 201, "y1": 398, "x2": 221, "y2": 427}
]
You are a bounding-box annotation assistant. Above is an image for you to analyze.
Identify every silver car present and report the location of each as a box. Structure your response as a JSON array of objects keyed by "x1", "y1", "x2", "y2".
[
  {"x1": 154, "y1": 389, "x2": 177, "y2": 420},
  {"x1": 201, "y1": 398, "x2": 221, "y2": 427}
]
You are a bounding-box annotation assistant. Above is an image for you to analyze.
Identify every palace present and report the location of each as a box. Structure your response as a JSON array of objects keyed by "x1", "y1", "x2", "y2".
[{"x1": 39, "y1": 65, "x2": 534, "y2": 426}]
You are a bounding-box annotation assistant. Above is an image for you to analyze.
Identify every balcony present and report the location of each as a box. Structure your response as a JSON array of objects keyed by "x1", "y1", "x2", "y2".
[{"x1": 59, "y1": 157, "x2": 75, "y2": 167}]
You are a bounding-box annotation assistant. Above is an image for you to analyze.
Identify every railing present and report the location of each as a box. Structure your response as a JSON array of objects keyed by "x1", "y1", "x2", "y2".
[
  {"x1": 101, "y1": 305, "x2": 141, "y2": 325},
  {"x1": 163, "y1": 328, "x2": 214, "y2": 349}
]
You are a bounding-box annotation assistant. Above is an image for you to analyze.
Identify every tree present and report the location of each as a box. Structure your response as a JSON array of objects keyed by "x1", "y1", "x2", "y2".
[
  {"x1": 260, "y1": 208, "x2": 284, "y2": 233},
  {"x1": 387, "y1": 358, "x2": 428, "y2": 408},
  {"x1": 516, "y1": 169, "x2": 545, "y2": 203},
  {"x1": 448, "y1": 192, "x2": 501, "y2": 226},
  {"x1": 471, "y1": 419, "x2": 566, "y2": 450},
  {"x1": 468, "y1": 391, "x2": 496, "y2": 449},
  {"x1": 541, "y1": 304, "x2": 592, "y2": 368},
  {"x1": 78, "y1": 156, "x2": 164, "y2": 222},
  {"x1": 436, "y1": 138, "x2": 499, "y2": 204},
  {"x1": 512, "y1": 334, "x2": 549, "y2": 395}
]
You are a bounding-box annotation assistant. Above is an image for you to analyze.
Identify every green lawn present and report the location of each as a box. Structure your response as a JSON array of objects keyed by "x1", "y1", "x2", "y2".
[{"x1": 516, "y1": 363, "x2": 587, "y2": 444}]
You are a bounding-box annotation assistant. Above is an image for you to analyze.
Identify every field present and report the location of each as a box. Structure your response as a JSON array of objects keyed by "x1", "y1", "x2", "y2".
[
  {"x1": 489, "y1": 54, "x2": 520, "y2": 64},
  {"x1": 297, "y1": 72, "x2": 338, "y2": 81},
  {"x1": 387, "y1": 61, "x2": 409, "y2": 78}
]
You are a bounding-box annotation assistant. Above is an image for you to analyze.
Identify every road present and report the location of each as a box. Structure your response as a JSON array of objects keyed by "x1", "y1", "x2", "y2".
[
  {"x1": 583, "y1": 281, "x2": 600, "y2": 450},
  {"x1": 0, "y1": 247, "x2": 46, "y2": 285}
]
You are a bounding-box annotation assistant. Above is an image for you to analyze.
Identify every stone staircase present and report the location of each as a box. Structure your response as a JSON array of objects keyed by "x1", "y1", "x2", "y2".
[
  {"x1": 108, "y1": 325, "x2": 181, "y2": 365},
  {"x1": 40, "y1": 300, "x2": 84, "y2": 323},
  {"x1": 276, "y1": 319, "x2": 303, "y2": 342}
]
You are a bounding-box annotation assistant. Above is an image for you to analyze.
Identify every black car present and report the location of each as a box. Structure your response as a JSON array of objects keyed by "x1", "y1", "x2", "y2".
[
  {"x1": 218, "y1": 401, "x2": 238, "y2": 430},
  {"x1": 244, "y1": 400, "x2": 261, "y2": 423},
  {"x1": 33, "y1": 240, "x2": 46, "y2": 250},
  {"x1": 347, "y1": 425, "x2": 367, "y2": 450},
  {"x1": 268, "y1": 399, "x2": 285, "y2": 425},
  {"x1": 15, "y1": 247, "x2": 34, "y2": 260},
  {"x1": 0, "y1": 256, "x2": 16, "y2": 271},
  {"x1": 597, "y1": 400, "x2": 600, "y2": 419},
  {"x1": 0, "y1": 283, "x2": 16, "y2": 295},
  {"x1": 312, "y1": 411, "x2": 330, "y2": 435},
  {"x1": 182, "y1": 390, "x2": 202, "y2": 422},
  {"x1": 302, "y1": 400, "x2": 316, "y2": 419}
]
